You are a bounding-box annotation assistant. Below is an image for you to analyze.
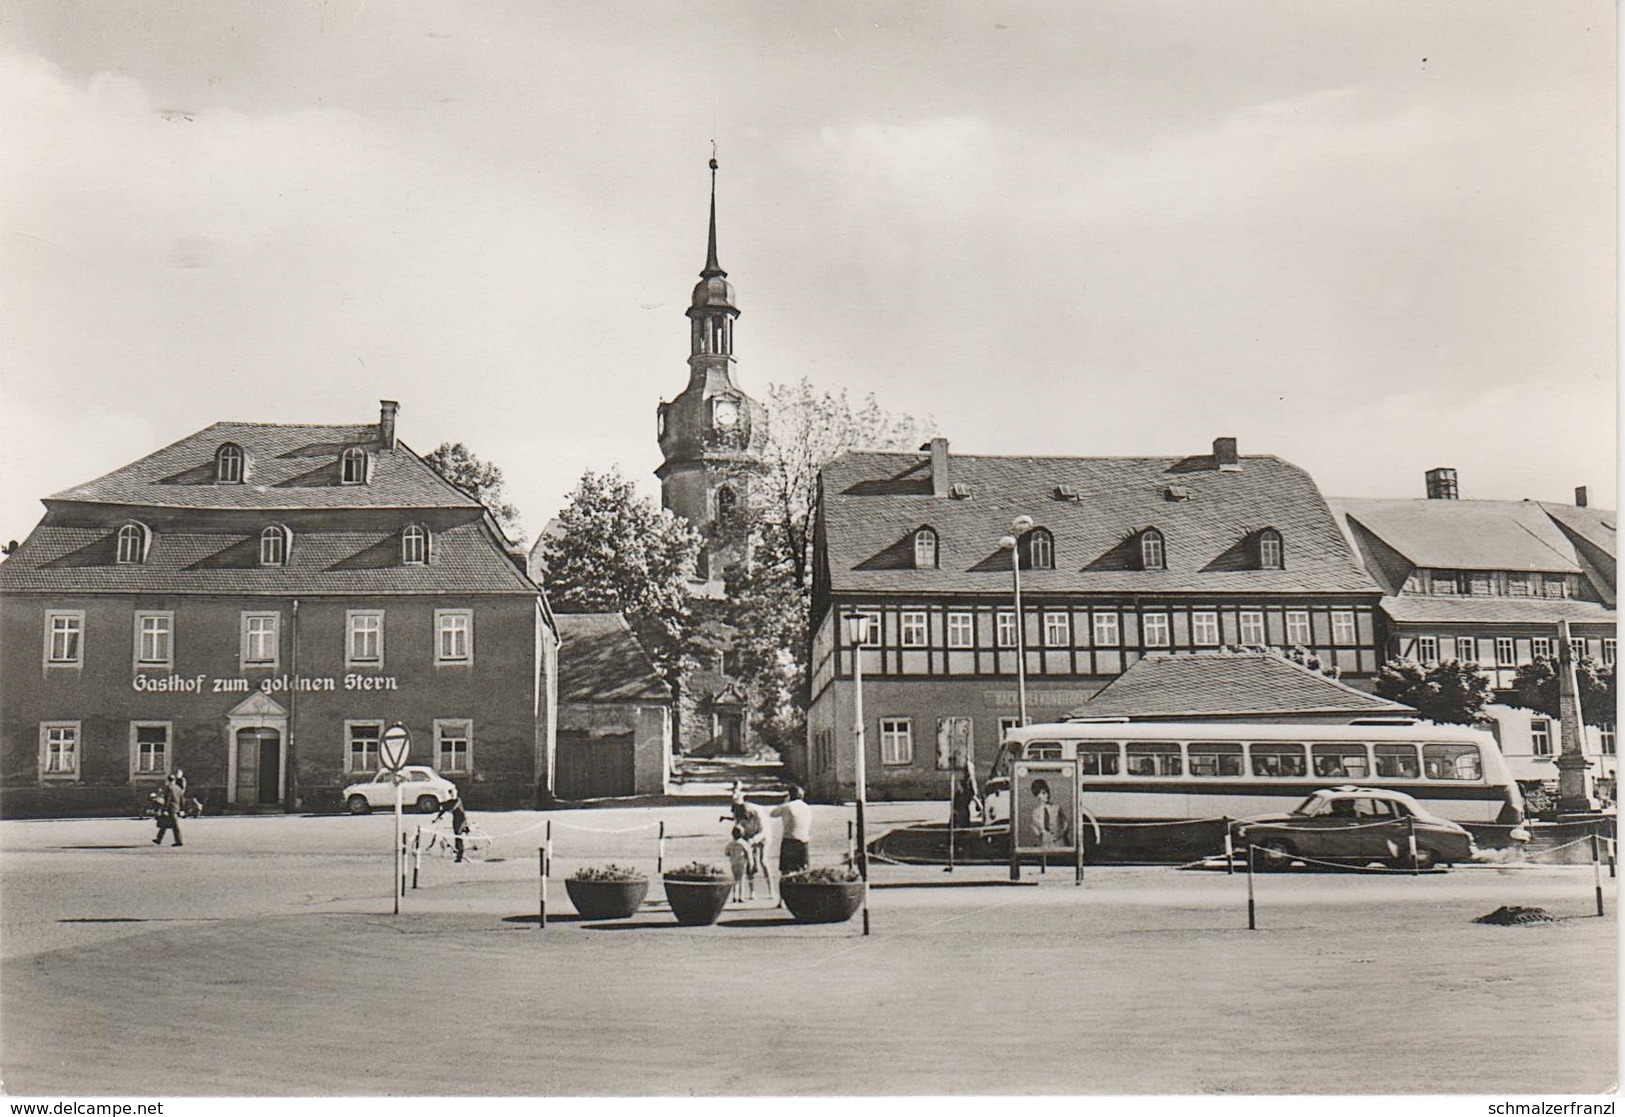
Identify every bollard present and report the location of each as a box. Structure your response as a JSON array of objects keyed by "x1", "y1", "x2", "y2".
[
  {"x1": 658, "y1": 819, "x2": 666, "y2": 879},
  {"x1": 1246, "y1": 842, "x2": 1257, "y2": 931},
  {"x1": 1593, "y1": 828, "x2": 1605, "y2": 918},
  {"x1": 1223, "y1": 817, "x2": 1234, "y2": 876},
  {"x1": 847, "y1": 819, "x2": 856, "y2": 867},
  {"x1": 400, "y1": 833, "x2": 408, "y2": 899},
  {"x1": 411, "y1": 828, "x2": 421, "y2": 890},
  {"x1": 537, "y1": 846, "x2": 546, "y2": 929},
  {"x1": 1408, "y1": 817, "x2": 1420, "y2": 876}
]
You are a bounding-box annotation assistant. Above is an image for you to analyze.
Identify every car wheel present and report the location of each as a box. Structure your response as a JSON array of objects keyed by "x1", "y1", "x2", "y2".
[
  {"x1": 1256, "y1": 838, "x2": 1296, "y2": 870},
  {"x1": 417, "y1": 795, "x2": 441, "y2": 814},
  {"x1": 347, "y1": 795, "x2": 371, "y2": 815}
]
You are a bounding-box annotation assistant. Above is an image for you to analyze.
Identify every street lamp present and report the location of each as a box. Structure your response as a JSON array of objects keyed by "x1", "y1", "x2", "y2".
[
  {"x1": 843, "y1": 612, "x2": 873, "y2": 935},
  {"x1": 998, "y1": 514, "x2": 1034, "y2": 727}
]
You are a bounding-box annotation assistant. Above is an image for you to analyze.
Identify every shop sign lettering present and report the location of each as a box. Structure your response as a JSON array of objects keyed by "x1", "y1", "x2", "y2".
[{"x1": 131, "y1": 674, "x2": 400, "y2": 694}]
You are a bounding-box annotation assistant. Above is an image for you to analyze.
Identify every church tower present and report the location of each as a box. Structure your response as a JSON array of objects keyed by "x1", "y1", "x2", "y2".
[{"x1": 656, "y1": 156, "x2": 766, "y2": 589}]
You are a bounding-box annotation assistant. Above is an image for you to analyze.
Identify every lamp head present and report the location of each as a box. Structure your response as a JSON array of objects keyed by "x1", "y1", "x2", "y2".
[
  {"x1": 843, "y1": 613, "x2": 870, "y2": 643},
  {"x1": 1012, "y1": 515, "x2": 1034, "y2": 534},
  {"x1": 997, "y1": 535, "x2": 1017, "y2": 551}
]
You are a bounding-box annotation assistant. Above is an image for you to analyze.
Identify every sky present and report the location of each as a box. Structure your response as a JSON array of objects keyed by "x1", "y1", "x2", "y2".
[{"x1": 0, "y1": 0, "x2": 1616, "y2": 547}]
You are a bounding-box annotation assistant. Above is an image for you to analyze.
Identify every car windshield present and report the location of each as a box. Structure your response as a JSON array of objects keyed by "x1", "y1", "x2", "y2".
[{"x1": 1289, "y1": 794, "x2": 1329, "y2": 817}]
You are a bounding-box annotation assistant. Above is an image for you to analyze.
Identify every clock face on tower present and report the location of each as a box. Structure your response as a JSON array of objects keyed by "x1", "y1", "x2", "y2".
[{"x1": 713, "y1": 399, "x2": 740, "y2": 429}]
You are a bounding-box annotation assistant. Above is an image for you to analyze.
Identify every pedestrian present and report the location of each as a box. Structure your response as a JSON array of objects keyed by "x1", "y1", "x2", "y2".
[
  {"x1": 724, "y1": 825, "x2": 753, "y2": 901},
  {"x1": 152, "y1": 774, "x2": 183, "y2": 847},
  {"x1": 771, "y1": 784, "x2": 812, "y2": 874},
  {"x1": 433, "y1": 792, "x2": 468, "y2": 862}
]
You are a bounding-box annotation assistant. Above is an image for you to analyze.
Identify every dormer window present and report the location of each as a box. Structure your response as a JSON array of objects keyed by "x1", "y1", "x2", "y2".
[
  {"x1": 1140, "y1": 528, "x2": 1166, "y2": 571},
  {"x1": 116, "y1": 522, "x2": 150, "y2": 565},
  {"x1": 1257, "y1": 528, "x2": 1284, "y2": 570},
  {"x1": 402, "y1": 524, "x2": 430, "y2": 565},
  {"x1": 216, "y1": 442, "x2": 245, "y2": 484},
  {"x1": 340, "y1": 447, "x2": 369, "y2": 485},
  {"x1": 1025, "y1": 528, "x2": 1055, "y2": 570},
  {"x1": 913, "y1": 527, "x2": 939, "y2": 569},
  {"x1": 259, "y1": 525, "x2": 291, "y2": 567}
]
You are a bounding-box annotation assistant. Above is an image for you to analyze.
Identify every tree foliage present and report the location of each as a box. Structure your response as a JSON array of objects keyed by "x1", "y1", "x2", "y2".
[
  {"x1": 423, "y1": 442, "x2": 523, "y2": 540},
  {"x1": 1372, "y1": 658, "x2": 1492, "y2": 725},
  {"x1": 1509, "y1": 656, "x2": 1616, "y2": 726}
]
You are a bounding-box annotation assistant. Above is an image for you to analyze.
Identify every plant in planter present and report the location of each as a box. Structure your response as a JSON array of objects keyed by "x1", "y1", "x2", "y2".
[
  {"x1": 661, "y1": 861, "x2": 734, "y2": 926},
  {"x1": 779, "y1": 865, "x2": 866, "y2": 924},
  {"x1": 565, "y1": 863, "x2": 649, "y2": 920}
]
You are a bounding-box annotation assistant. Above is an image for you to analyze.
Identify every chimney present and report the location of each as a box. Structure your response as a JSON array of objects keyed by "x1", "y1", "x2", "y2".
[
  {"x1": 923, "y1": 438, "x2": 950, "y2": 498},
  {"x1": 1575, "y1": 486, "x2": 1588, "y2": 508},
  {"x1": 1425, "y1": 467, "x2": 1458, "y2": 500},
  {"x1": 379, "y1": 400, "x2": 400, "y2": 449},
  {"x1": 1212, "y1": 436, "x2": 1240, "y2": 472}
]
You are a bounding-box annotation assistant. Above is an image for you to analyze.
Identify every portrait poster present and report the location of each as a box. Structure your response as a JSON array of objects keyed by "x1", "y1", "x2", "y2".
[
  {"x1": 1013, "y1": 759, "x2": 1078, "y2": 855},
  {"x1": 936, "y1": 715, "x2": 973, "y2": 770}
]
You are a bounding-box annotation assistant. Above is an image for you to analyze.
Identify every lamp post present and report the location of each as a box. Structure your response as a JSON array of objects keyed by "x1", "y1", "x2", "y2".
[
  {"x1": 844, "y1": 612, "x2": 872, "y2": 935},
  {"x1": 998, "y1": 515, "x2": 1034, "y2": 727}
]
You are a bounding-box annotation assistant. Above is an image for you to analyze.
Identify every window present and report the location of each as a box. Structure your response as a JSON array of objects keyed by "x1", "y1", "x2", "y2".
[
  {"x1": 1311, "y1": 743, "x2": 1370, "y2": 779},
  {"x1": 347, "y1": 611, "x2": 384, "y2": 667},
  {"x1": 1330, "y1": 611, "x2": 1357, "y2": 646},
  {"x1": 1455, "y1": 637, "x2": 1478, "y2": 664},
  {"x1": 1543, "y1": 576, "x2": 1569, "y2": 599},
  {"x1": 946, "y1": 611, "x2": 974, "y2": 649},
  {"x1": 1092, "y1": 612, "x2": 1120, "y2": 647},
  {"x1": 341, "y1": 447, "x2": 368, "y2": 484},
  {"x1": 1416, "y1": 636, "x2": 1439, "y2": 665},
  {"x1": 715, "y1": 486, "x2": 739, "y2": 525},
  {"x1": 1188, "y1": 742, "x2": 1244, "y2": 777},
  {"x1": 259, "y1": 525, "x2": 290, "y2": 567},
  {"x1": 1532, "y1": 637, "x2": 1553, "y2": 660},
  {"x1": 1125, "y1": 742, "x2": 1181, "y2": 777},
  {"x1": 913, "y1": 528, "x2": 938, "y2": 569},
  {"x1": 241, "y1": 612, "x2": 280, "y2": 669},
  {"x1": 1469, "y1": 572, "x2": 1494, "y2": 596},
  {"x1": 1191, "y1": 611, "x2": 1220, "y2": 647},
  {"x1": 1043, "y1": 611, "x2": 1070, "y2": 648},
  {"x1": 216, "y1": 442, "x2": 245, "y2": 483},
  {"x1": 1026, "y1": 529, "x2": 1054, "y2": 570},
  {"x1": 1250, "y1": 743, "x2": 1307, "y2": 778},
  {"x1": 1257, "y1": 529, "x2": 1283, "y2": 570},
  {"x1": 401, "y1": 525, "x2": 430, "y2": 565},
  {"x1": 134, "y1": 611, "x2": 173, "y2": 668},
  {"x1": 40, "y1": 722, "x2": 79, "y2": 779},
  {"x1": 131, "y1": 723, "x2": 170, "y2": 777},
  {"x1": 1507, "y1": 573, "x2": 1532, "y2": 597},
  {"x1": 1373, "y1": 744, "x2": 1420, "y2": 778},
  {"x1": 1569, "y1": 638, "x2": 1587, "y2": 663},
  {"x1": 435, "y1": 719, "x2": 472, "y2": 773},
  {"x1": 1140, "y1": 529, "x2": 1165, "y2": 570},
  {"x1": 880, "y1": 718, "x2": 913, "y2": 765},
  {"x1": 996, "y1": 610, "x2": 1018, "y2": 649},
  {"x1": 1238, "y1": 611, "x2": 1266, "y2": 646},
  {"x1": 1141, "y1": 612, "x2": 1170, "y2": 649},
  {"x1": 1604, "y1": 639, "x2": 1617, "y2": 667},
  {"x1": 1422, "y1": 743, "x2": 1482, "y2": 781},
  {"x1": 1530, "y1": 719, "x2": 1553, "y2": 758},
  {"x1": 1494, "y1": 637, "x2": 1516, "y2": 666},
  {"x1": 44, "y1": 610, "x2": 84, "y2": 668},
  {"x1": 116, "y1": 522, "x2": 149, "y2": 564},
  {"x1": 1078, "y1": 743, "x2": 1120, "y2": 776},
  {"x1": 435, "y1": 609, "x2": 473, "y2": 664},
  {"x1": 346, "y1": 722, "x2": 383, "y2": 773},
  {"x1": 1433, "y1": 570, "x2": 1460, "y2": 595},
  {"x1": 1284, "y1": 611, "x2": 1312, "y2": 647},
  {"x1": 1602, "y1": 728, "x2": 1616, "y2": 757},
  {"x1": 998, "y1": 717, "x2": 1023, "y2": 740},
  {"x1": 900, "y1": 611, "x2": 928, "y2": 648}
]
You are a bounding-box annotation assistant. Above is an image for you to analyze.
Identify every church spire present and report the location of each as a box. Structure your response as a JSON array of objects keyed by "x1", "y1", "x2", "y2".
[{"x1": 702, "y1": 153, "x2": 725, "y2": 279}]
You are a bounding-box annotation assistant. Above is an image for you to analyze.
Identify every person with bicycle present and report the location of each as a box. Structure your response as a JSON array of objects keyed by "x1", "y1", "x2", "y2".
[{"x1": 432, "y1": 792, "x2": 468, "y2": 863}]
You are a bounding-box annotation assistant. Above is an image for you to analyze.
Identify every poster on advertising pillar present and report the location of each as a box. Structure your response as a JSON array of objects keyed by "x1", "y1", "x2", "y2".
[{"x1": 1012, "y1": 759, "x2": 1078, "y2": 855}]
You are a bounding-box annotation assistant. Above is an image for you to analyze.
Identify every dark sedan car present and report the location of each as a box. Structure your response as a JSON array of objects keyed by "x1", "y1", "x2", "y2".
[{"x1": 1234, "y1": 786, "x2": 1476, "y2": 870}]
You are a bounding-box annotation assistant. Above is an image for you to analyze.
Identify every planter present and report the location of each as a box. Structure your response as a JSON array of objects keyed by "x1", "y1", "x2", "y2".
[
  {"x1": 779, "y1": 879, "x2": 866, "y2": 924},
  {"x1": 662, "y1": 877, "x2": 735, "y2": 926},
  {"x1": 564, "y1": 877, "x2": 649, "y2": 920}
]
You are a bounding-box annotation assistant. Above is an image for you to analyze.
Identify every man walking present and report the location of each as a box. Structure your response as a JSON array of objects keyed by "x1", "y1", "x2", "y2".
[
  {"x1": 152, "y1": 774, "x2": 183, "y2": 847},
  {"x1": 771, "y1": 784, "x2": 812, "y2": 873}
]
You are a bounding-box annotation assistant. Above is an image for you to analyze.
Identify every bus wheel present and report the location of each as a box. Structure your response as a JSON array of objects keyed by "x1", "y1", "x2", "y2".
[{"x1": 1258, "y1": 838, "x2": 1296, "y2": 870}]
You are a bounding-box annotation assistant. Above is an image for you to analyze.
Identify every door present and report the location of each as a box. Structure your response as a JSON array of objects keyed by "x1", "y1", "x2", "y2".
[
  {"x1": 556, "y1": 732, "x2": 636, "y2": 800},
  {"x1": 256, "y1": 730, "x2": 281, "y2": 804},
  {"x1": 235, "y1": 728, "x2": 282, "y2": 805}
]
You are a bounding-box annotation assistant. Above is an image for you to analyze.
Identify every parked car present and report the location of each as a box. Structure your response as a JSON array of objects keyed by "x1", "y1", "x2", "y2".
[
  {"x1": 342, "y1": 767, "x2": 457, "y2": 815},
  {"x1": 1233, "y1": 786, "x2": 1476, "y2": 870}
]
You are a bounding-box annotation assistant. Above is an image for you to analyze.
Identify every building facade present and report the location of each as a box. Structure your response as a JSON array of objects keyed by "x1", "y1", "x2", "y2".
[
  {"x1": 0, "y1": 402, "x2": 560, "y2": 816},
  {"x1": 804, "y1": 438, "x2": 1386, "y2": 800},
  {"x1": 554, "y1": 613, "x2": 673, "y2": 799}
]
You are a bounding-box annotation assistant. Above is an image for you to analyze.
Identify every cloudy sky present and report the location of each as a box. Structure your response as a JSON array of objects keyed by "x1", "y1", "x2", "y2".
[{"x1": 1, "y1": 1, "x2": 1615, "y2": 545}]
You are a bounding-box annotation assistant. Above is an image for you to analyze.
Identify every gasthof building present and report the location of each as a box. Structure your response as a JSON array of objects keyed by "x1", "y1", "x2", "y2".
[{"x1": 0, "y1": 401, "x2": 559, "y2": 817}]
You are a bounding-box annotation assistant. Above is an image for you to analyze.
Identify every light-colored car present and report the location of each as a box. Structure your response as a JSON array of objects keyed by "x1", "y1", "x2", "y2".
[
  {"x1": 1234, "y1": 786, "x2": 1476, "y2": 870},
  {"x1": 342, "y1": 767, "x2": 457, "y2": 815}
]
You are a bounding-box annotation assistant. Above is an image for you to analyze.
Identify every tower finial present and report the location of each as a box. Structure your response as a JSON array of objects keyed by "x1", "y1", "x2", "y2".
[{"x1": 702, "y1": 148, "x2": 724, "y2": 278}]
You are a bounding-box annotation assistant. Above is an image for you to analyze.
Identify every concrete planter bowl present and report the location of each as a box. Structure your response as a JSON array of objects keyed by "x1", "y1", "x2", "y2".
[
  {"x1": 564, "y1": 877, "x2": 649, "y2": 920},
  {"x1": 662, "y1": 876, "x2": 735, "y2": 926},
  {"x1": 779, "y1": 878, "x2": 866, "y2": 924}
]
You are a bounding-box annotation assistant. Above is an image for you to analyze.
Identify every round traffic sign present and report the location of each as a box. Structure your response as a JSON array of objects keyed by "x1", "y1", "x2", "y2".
[{"x1": 380, "y1": 725, "x2": 411, "y2": 772}]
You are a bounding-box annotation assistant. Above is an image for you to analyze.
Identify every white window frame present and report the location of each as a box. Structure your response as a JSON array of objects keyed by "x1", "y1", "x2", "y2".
[
  {"x1": 1455, "y1": 636, "x2": 1478, "y2": 664},
  {"x1": 848, "y1": 609, "x2": 881, "y2": 647},
  {"x1": 1416, "y1": 636, "x2": 1439, "y2": 665},
  {"x1": 1604, "y1": 639, "x2": 1617, "y2": 667},
  {"x1": 434, "y1": 718, "x2": 473, "y2": 774},
  {"x1": 259, "y1": 525, "x2": 290, "y2": 567},
  {"x1": 345, "y1": 720, "x2": 385, "y2": 774},
  {"x1": 1284, "y1": 610, "x2": 1312, "y2": 647},
  {"x1": 1532, "y1": 637, "x2": 1553, "y2": 660},
  {"x1": 1140, "y1": 530, "x2": 1165, "y2": 570},
  {"x1": 1238, "y1": 610, "x2": 1266, "y2": 646},
  {"x1": 1258, "y1": 530, "x2": 1283, "y2": 570},
  {"x1": 1191, "y1": 610, "x2": 1221, "y2": 647},
  {"x1": 1141, "y1": 612, "x2": 1170, "y2": 649},
  {"x1": 402, "y1": 524, "x2": 430, "y2": 565},
  {"x1": 130, "y1": 721, "x2": 172, "y2": 780},
  {"x1": 435, "y1": 608, "x2": 474, "y2": 665},
  {"x1": 346, "y1": 610, "x2": 385, "y2": 668},
  {"x1": 946, "y1": 611, "x2": 974, "y2": 649},
  {"x1": 1530, "y1": 718, "x2": 1552, "y2": 758},
  {"x1": 1027, "y1": 529, "x2": 1054, "y2": 570},
  {"x1": 341, "y1": 447, "x2": 369, "y2": 485},
  {"x1": 1330, "y1": 610, "x2": 1357, "y2": 646},
  {"x1": 1602, "y1": 727, "x2": 1616, "y2": 757},
  {"x1": 1092, "y1": 611, "x2": 1120, "y2": 648},
  {"x1": 241, "y1": 611, "x2": 281, "y2": 670},
  {"x1": 1494, "y1": 637, "x2": 1516, "y2": 666},
  {"x1": 1569, "y1": 638, "x2": 1587, "y2": 663},
  {"x1": 40, "y1": 721, "x2": 80, "y2": 780},
  {"x1": 1043, "y1": 611, "x2": 1070, "y2": 648},
  {"x1": 116, "y1": 523, "x2": 148, "y2": 565},
  {"x1": 998, "y1": 716, "x2": 1023, "y2": 738},
  {"x1": 216, "y1": 442, "x2": 245, "y2": 483},
  {"x1": 995, "y1": 609, "x2": 1018, "y2": 649},
  {"x1": 133, "y1": 610, "x2": 174, "y2": 669},
  {"x1": 879, "y1": 718, "x2": 914, "y2": 766},
  {"x1": 913, "y1": 529, "x2": 937, "y2": 570},
  {"x1": 44, "y1": 610, "x2": 85, "y2": 669},
  {"x1": 899, "y1": 610, "x2": 929, "y2": 648}
]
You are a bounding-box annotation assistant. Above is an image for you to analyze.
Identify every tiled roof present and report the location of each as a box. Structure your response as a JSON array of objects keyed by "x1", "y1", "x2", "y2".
[
  {"x1": 1329, "y1": 498, "x2": 1589, "y2": 573},
  {"x1": 1537, "y1": 502, "x2": 1617, "y2": 555},
  {"x1": 555, "y1": 613, "x2": 671, "y2": 703},
  {"x1": 47, "y1": 423, "x2": 480, "y2": 510},
  {"x1": 1069, "y1": 652, "x2": 1414, "y2": 720},
  {"x1": 0, "y1": 520, "x2": 535, "y2": 595},
  {"x1": 821, "y1": 450, "x2": 1379, "y2": 596},
  {"x1": 1378, "y1": 594, "x2": 1615, "y2": 626}
]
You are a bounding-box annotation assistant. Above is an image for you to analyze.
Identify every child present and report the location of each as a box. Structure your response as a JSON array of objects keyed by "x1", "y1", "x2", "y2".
[{"x1": 724, "y1": 825, "x2": 753, "y2": 901}]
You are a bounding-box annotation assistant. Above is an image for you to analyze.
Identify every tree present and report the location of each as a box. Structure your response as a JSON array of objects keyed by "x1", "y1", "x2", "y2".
[
  {"x1": 423, "y1": 442, "x2": 523, "y2": 540},
  {"x1": 1509, "y1": 656, "x2": 1616, "y2": 727},
  {"x1": 1372, "y1": 658, "x2": 1492, "y2": 725},
  {"x1": 540, "y1": 467, "x2": 702, "y2": 679}
]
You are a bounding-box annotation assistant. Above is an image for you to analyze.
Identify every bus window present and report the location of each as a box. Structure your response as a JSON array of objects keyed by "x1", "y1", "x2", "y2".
[
  {"x1": 1027, "y1": 741, "x2": 1064, "y2": 760},
  {"x1": 1125, "y1": 742, "x2": 1182, "y2": 777},
  {"x1": 1422, "y1": 744, "x2": 1482, "y2": 781},
  {"x1": 1249, "y1": 743, "x2": 1307, "y2": 777},
  {"x1": 1188, "y1": 742, "x2": 1243, "y2": 777},
  {"x1": 1078, "y1": 743, "x2": 1121, "y2": 776},
  {"x1": 1374, "y1": 744, "x2": 1420, "y2": 779},
  {"x1": 1311, "y1": 743, "x2": 1370, "y2": 779}
]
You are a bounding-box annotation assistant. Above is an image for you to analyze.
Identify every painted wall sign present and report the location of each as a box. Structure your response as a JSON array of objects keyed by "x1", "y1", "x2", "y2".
[{"x1": 131, "y1": 673, "x2": 400, "y2": 694}]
